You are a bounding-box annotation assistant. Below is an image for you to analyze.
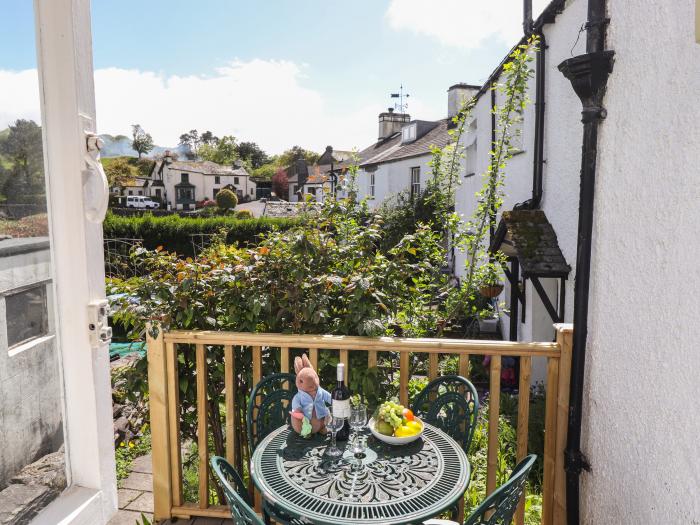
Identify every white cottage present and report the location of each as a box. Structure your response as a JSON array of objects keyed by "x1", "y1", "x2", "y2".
[
  {"x1": 453, "y1": 0, "x2": 700, "y2": 523},
  {"x1": 149, "y1": 156, "x2": 256, "y2": 210},
  {"x1": 354, "y1": 109, "x2": 451, "y2": 208}
]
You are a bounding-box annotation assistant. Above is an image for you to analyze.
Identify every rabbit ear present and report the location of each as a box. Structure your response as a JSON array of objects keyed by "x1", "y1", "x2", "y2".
[
  {"x1": 301, "y1": 354, "x2": 313, "y2": 369},
  {"x1": 294, "y1": 356, "x2": 303, "y2": 374}
]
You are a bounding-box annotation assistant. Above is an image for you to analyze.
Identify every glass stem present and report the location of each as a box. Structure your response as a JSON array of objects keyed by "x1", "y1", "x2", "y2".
[{"x1": 331, "y1": 431, "x2": 337, "y2": 450}]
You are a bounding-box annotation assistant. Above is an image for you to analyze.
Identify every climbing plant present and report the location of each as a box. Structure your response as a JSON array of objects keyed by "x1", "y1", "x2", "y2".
[{"x1": 424, "y1": 36, "x2": 539, "y2": 324}]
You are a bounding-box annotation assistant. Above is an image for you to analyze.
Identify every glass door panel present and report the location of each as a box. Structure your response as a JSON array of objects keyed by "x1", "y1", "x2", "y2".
[{"x1": 0, "y1": 0, "x2": 67, "y2": 517}]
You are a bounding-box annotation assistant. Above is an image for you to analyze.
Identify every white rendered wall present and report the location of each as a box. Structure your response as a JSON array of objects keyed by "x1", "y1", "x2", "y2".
[
  {"x1": 358, "y1": 153, "x2": 435, "y2": 210},
  {"x1": 580, "y1": 1, "x2": 700, "y2": 522},
  {"x1": 454, "y1": 0, "x2": 587, "y2": 348}
]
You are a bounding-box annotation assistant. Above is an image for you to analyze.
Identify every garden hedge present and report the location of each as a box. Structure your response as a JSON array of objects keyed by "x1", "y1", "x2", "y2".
[{"x1": 103, "y1": 212, "x2": 301, "y2": 256}]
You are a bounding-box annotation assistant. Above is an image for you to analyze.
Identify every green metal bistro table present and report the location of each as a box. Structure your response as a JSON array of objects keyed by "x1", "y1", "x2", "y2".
[{"x1": 250, "y1": 423, "x2": 470, "y2": 525}]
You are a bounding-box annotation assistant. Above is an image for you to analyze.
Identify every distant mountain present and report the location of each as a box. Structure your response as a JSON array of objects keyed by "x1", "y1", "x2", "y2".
[{"x1": 98, "y1": 134, "x2": 190, "y2": 159}]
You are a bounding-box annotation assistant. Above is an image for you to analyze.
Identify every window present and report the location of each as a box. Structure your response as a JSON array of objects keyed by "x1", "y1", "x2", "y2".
[
  {"x1": 6, "y1": 285, "x2": 49, "y2": 348},
  {"x1": 213, "y1": 188, "x2": 220, "y2": 199},
  {"x1": 215, "y1": 176, "x2": 220, "y2": 184},
  {"x1": 308, "y1": 187, "x2": 317, "y2": 196},
  {"x1": 137, "y1": 190, "x2": 143, "y2": 195},
  {"x1": 155, "y1": 188, "x2": 162, "y2": 198},
  {"x1": 181, "y1": 172, "x2": 189, "y2": 183},
  {"x1": 465, "y1": 141, "x2": 477, "y2": 178},
  {"x1": 250, "y1": 188, "x2": 254, "y2": 195},
  {"x1": 128, "y1": 190, "x2": 133, "y2": 195},
  {"x1": 410, "y1": 167, "x2": 420, "y2": 197},
  {"x1": 234, "y1": 177, "x2": 239, "y2": 184},
  {"x1": 402, "y1": 124, "x2": 417, "y2": 143},
  {"x1": 369, "y1": 172, "x2": 375, "y2": 198},
  {"x1": 177, "y1": 187, "x2": 194, "y2": 201}
]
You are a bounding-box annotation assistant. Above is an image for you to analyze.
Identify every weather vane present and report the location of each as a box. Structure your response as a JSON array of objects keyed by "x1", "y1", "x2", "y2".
[{"x1": 390, "y1": 84, "x2": 410, "y2": 113}]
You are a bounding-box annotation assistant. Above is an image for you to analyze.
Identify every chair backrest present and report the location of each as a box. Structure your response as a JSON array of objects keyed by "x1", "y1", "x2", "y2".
[
  {"x1": 211, "y1": 456, "x2": 263, "y2": 525},
  {"x1": 464, "y1": 454, "x2": 538, "y2": 525},
  {"x1": 247, "y1": 372, "x2": 297, "y2": 451},
  {"x1": 411, "y1": 375, "x2": 479, "y2": 452}
]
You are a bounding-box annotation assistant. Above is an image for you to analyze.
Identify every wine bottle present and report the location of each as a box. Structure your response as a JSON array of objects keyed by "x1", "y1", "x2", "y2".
[{"x1": 331, "y1": 363, "x2": 351, "y2": 440}]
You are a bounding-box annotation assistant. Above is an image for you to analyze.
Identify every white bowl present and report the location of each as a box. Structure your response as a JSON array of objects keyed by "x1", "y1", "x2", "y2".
[{"x1": 368, "y1": 416, "x2": 424, "y2": 445}]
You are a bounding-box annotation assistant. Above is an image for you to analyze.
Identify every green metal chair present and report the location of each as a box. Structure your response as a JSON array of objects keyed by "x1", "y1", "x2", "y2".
[
  {"x1": 412, "y1": 375, "x2": 479, "y2": 453},
  {"x1": 246, "y1": 372, "x2": 297, "y2": 452},
  {"x1": 424, "y1": 454, "x2": 538, "y2": 525},
  {"x1": 246, "y1": 373, "x2": 300, "y2": 525},
  {"x1": 211, "y1": 455, "x2": 264, "y2": 525}
]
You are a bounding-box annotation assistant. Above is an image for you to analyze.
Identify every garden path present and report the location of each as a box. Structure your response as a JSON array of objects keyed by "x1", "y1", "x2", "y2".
[{"x1": 107, "y1": 453, "x2": 231, "y2": 525}]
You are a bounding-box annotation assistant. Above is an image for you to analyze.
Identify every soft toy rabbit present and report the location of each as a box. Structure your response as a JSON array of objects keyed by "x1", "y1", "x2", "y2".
[{"x1": 290, "y1": 354, "x2": 331, "y2": 437}]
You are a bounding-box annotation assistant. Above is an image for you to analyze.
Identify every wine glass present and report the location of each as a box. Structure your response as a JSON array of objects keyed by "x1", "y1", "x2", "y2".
[
  {"x1": 349, "y1": 434, "x2": 368, "y2": 474},
  {"x1": 349, "y1": 404, "x2": 367, "y2": 440},
  {"x1": 324, "y1": 410, "x2": 345, "y2": 457}
]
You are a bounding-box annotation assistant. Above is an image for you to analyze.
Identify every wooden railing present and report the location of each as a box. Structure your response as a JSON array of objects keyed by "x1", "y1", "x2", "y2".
[{"x1": 147, "y1": 324, "x2": 573, "y2": 524}]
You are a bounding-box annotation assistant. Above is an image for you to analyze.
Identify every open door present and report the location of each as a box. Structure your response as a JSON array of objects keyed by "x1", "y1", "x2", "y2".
[{"x1": 0, "y1": 1, "x2": 117, "y2": 523}]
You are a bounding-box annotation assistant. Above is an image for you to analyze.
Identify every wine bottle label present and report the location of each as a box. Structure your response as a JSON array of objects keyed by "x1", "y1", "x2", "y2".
[{"x1": 332, "y1": 399, "x2": 350, "y2": 418}]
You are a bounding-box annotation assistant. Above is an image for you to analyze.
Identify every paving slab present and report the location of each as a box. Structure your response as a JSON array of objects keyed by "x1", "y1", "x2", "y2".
[
  {"x1": 131, "y1": 455, "x2": 153, "y2": 475},
  {"x1": 125, "y1": 492, "x2": 155, "y2": 513},
  {"x1": 107, "y1": 509, "x2": 152, "y2": 525},
  {"x1": 121, "y1": 472, "x2": 153, "y2": 492},
  {"x1": 117, "y1": 488, "x2": 142, "y2": 508}
]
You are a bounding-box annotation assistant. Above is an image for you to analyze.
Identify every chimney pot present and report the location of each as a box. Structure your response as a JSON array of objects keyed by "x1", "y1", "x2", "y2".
[
  {"x1": 378, "y1": 110, "x2": 410, "y2": 141},
  {"x1": 447, "y1": 83, "x2": 480, "y2": 119}
]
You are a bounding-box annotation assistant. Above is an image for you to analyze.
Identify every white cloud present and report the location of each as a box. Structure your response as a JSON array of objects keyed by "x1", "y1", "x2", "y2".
[
  {"x1": 0, "y1": 69, "x2": 42, "y2": 126},
  {"x1": 385, "y1": 0, "x2": 551, "y2": 49},
  {"x1": 1, "y1": 59, "x2": 423, "y2": 155}
]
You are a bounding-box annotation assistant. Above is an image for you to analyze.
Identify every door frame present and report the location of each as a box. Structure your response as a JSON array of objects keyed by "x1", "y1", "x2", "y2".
[{"x1": 32, "y1": 0, "x2": 117, "y2": 522}]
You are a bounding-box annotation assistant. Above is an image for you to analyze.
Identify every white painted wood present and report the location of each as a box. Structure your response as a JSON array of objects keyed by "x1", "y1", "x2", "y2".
[{"x1": 34, "y1": 0, "x2": 117, "y2": 522}]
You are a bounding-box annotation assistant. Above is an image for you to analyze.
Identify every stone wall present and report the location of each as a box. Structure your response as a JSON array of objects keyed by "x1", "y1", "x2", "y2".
[{"x1": 0, "y1": 238, "x2": 64, "y2": 490}]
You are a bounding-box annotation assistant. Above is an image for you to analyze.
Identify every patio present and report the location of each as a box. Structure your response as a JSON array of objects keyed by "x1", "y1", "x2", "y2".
[{"x1": 141, "y1": 326, "x2": 573, "y2": 525}]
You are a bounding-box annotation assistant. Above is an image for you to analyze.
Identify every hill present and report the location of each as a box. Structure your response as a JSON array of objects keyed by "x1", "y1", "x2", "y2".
[{"x1": 98, "y1": 134, "x2": 189, "y2": 159}]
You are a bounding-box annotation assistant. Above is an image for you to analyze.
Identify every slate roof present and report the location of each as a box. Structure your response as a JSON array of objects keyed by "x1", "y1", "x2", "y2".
[
  {"x1": 490, "y1": 210, "x2": 571, "y2": 278},
  {"x1": 162, "y1": 160, "x2": 247, "y2": 176},
  {"x1": 358, "y1": 119, "x2": 450, "y2": 168}
]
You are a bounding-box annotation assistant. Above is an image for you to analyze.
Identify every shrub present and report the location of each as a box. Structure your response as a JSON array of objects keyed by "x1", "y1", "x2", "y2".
[
  {"x1": 215, "y1": 188, "x2": 238, "y2": 211},
  {"x1": 102, "y1": 212, "x2": 300, "y2": 256},
  {"x1": 236, "y1": 209, "x2": 253, "y2": 219}
]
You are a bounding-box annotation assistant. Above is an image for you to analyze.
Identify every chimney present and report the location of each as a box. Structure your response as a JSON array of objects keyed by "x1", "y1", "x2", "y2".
[
  {"x1": 163, "y1": 150, "x2": 173, "y2": 164},
  {"x1": 378, "y1": 107, "x2": 410, "y2": 141},
  {"x1": 447, "y1": 83, "x2": 480, "y2": 119}
]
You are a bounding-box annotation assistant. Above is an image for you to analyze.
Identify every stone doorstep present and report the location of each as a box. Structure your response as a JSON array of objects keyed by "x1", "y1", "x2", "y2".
[{"x1": 0, "y1": 483, "x2": 54, "y2": 525}]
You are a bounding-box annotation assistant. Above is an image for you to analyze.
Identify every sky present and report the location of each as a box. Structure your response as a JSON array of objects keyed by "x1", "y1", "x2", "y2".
[{"x1": 0, "y1": 0, "x2": 550, "y2": 155}]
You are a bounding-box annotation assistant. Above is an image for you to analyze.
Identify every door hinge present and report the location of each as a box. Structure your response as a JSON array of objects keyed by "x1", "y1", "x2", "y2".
[{"x1": 88, "y1": 299, "x2": 112, "y2": 346}]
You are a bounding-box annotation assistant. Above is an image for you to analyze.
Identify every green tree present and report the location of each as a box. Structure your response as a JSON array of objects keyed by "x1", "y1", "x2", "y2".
[
  {"x1": 199, "y1": 135, "x2": 238, "y2": 165},
  {"x1": 251, "y1": 162, "x2": 276, "y2": 180},
  {"x1": 103, "y1": 157, "x2": 136, "y2": 188},
  {"x1": 215, "y1": 188, "x2": 238, "y2": 211},
  {"x1": 0, "y1": 119, "x2": 45, "y2": 204},
  {"x1": 131, "y1": 124, "x2": 154, "y2": 158},
  {"x1": 236, "y1": 141, "x2": 269, "y2": 169},
  {"x1": 278, "y1": 146, "x2": 319, "y2": 167},
  {"x1": 179, "y1": 129, "x2": 201, "y2": 159}
]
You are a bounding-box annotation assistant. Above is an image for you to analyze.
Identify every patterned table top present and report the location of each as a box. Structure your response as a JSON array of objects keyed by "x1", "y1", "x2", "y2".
[{"x1": 251, "y1": 423, "x2": 470, "y2": 525}]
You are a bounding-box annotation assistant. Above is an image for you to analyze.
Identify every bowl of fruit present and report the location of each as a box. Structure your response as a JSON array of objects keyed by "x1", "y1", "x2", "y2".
[{"x1": 369, "y1": 400, "x2": 424, "y2": 445}]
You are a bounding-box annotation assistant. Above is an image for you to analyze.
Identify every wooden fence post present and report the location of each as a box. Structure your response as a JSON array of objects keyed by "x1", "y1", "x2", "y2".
[
  {"x1": 553, "y1": 324, "x2": 573, "y2": 524},
  {"x1": 147, "y1": 325, "x2": 173, "y2": 521}
]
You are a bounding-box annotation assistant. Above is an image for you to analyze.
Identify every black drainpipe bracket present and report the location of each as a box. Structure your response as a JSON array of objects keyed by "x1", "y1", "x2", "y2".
[
  {"x1": 564, "y1": 448, "x2": 592, "y2": 475},
  {"x1": 558, "y1": 51, "x2": 615, "y2": 115}
]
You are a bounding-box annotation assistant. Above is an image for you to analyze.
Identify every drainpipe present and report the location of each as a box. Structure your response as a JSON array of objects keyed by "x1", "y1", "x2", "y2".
[
  {"x1": 516, "y1": 2, "x2": 546, "y2": 211},
  {"x1": 558, "y1": 0, "x2": 613, "y2": 523}
]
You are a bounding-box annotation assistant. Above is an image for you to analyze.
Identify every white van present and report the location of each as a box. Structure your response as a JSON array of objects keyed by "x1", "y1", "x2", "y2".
[{"x1": 126, "y1": 196, "x2": 159, "y2": 209}]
